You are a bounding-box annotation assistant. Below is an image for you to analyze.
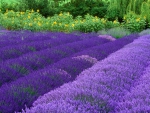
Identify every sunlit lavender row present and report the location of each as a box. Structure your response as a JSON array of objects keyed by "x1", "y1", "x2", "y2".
[
  {"x1": 0, "y1": 29, "x2": 149, "y2": 113},
  {"x1": 21, "y1": 34, "x2": 150, "y2": 113},
  {"x1": 0, "y1": 33, "x2": 139, "y2": 113}
]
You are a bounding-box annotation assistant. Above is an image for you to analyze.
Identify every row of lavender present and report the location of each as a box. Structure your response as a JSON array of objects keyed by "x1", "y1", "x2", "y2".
[
  {"x1": 0, "y1": 32, "x2": 139, "y2": 112},
  {"x1": 20, "y1": 34, "x2": 150, "y2": 113},
  {"x1": 0, "y1": 30, "x2": 98, "y2": 48},
  {"x1": 0, "y1": 36, "x2": 109, "y2": 87},
  {"x1": 0, "y1": 31, "x2": 110, "y2": 113},
  {"x1": 0, "y1": 31, "x2": 99, "y2": 62}
]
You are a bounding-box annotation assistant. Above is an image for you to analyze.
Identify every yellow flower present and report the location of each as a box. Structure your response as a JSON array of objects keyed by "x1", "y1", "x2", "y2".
[
  {"x1": 72, "y1": 24, "x2": 75, "y2": 27},
  {"x1": 31, "y1": 9, "x2": 34, "y2": 13},
  {"x1": 37, "y1": 9, "x2": 39, "y2": 12},
  {"x1": 144, "y1": 16, "x2": 146, "y2": 19},
  {"x1": 29, "y1": 23, "x2": 32, "y2": 26},
  {"x1": 59, "y1": 13, "x2": 62, "y2": 16},
  {"x1": 59, "y1": 23, "x2": 62, "y2": 26},
  {"x1": 102, "y1": 20, "x2": 106, "y2": 23},
  {"x1": 38, "y1": 22, "x2": 41, "y2": 26},
  {"x1": 37, "y1": 17, "x2": 41, "y2": 20},
  {"x1": 136, "y1": 18, "x2": 140, "y2": 22},
  {"x1": 95, "y1": 19, "x2": 99, "y2": 22},
  {"x1": 75, "y1": 21, "x2": 78, "y2": 23},
  {"x1": 92, "y1": 19, "x2": 95, "y2": 22},
  {"x1": 53, "y1": 21, "x2": 57, "y2": 25},
  {"x1": 113, "y1": 20, "x2": 117, "y2": 24},
  {"x1": 28, "y1": 15, "x2": 31, "y2": 19},
  {"x1": 65, "y1": 24, "x2": 68, "y2": 27}
]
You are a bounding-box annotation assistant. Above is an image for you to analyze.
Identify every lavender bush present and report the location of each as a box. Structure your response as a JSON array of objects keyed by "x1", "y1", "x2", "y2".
[
  {"x1": 0, "y1": 30, "x2": 83, "y2": 48},
  {"x1": 24, "y1": 35, "x2": 150, "y2": 113},
  {"x1": 0, "y1": 34, "x2": 139, "y2": 113},
  {"x1": 139, "y1": 29, "x2": 150, "y2": 36},
  {"x1": 0, "y1": 37, "x2": 109, "y2": 86},
  {"x1": 0, "y1": 32, "x2": 88, "y2": 62},
  {"x1": 114, "y1": 62, "x2": 150, "y2": 113},
  {"x1": 97, "y1": 27, "x2": 131, "y2": 39},
  {"x1": 0, "y1": 68, "x2": 72, "y2": 113}
]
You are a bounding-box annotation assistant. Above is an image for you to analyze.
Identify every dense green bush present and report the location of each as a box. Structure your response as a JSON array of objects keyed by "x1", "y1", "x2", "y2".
[
  {"x1": 18, "y1": 0, "x2": 50, "y2": 17},
  {"x1": 57, "y1": 0, "x2": 108, "y2": 19},
  {"x1": 0, "y1": 1, "x2": 26, "y2": 13},
  {"x1": 123, "y1": 12, "x2": 146, "y2": 32},
  {"x1": 105, "y1": 7, "x2": 119, "y2": 21}
]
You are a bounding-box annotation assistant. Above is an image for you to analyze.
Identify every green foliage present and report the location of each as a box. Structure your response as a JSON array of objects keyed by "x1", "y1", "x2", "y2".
[
  {"x1": 106, "y1": 0, "x2": 129, "y2": 21},
  {"x1": 110, "y1": 26, "x2": 125, "y2": 35},
  {"x1": 140, "y1": 1, "x2": 150, "y2": 26},
  {"x1": 106, "y1": 7, "x2": 119, "y2": 21},
  {"x1": 123, "y1": 12, "x2": 146, "y2": 32},
  {"x1": 104, "y1": 19, "x2": 120, "y2": 29},
  {"x1": 57, "y1": 0, "x2": 108, "y2": 19},
  {"x1": 18, "y1": 0, "x2": 50, "y2": 17},
  {"x1": 0, "y1": 9, "x2": 120, "y2": 33},
  {"x1": 98, "y1": 27, "x2": 131, "y2": 38},
  {"x1": 0, "y1": 1, "x2": 26, "y2": 13}
]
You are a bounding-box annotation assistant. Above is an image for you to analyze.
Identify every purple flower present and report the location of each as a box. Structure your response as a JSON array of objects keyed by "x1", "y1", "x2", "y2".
[
  {"x1": 26, "y1": 35, "x2": 150, "y2": 113},
  {"x1": 0, "y1": 34, "x2": 139, "y2": 113},
  {"x1": 114, "y1": 62, "x2": 150, "y2": 112}
]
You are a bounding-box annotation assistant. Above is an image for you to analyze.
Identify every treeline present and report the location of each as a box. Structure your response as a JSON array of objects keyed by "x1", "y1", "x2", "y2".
[{"x1": 0, "y1": 0, "x2": 150, "y2": 24}]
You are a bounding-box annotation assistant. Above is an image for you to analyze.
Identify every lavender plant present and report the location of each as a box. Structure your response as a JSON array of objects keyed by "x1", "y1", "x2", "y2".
[
  {"x1": 97, "y1": 27, "x2": 131, "y2": 39},
  {"x1": 25, "y1": 35, "x2": 150, "y2": 113},
  {"x1": 0, "y1": 32, "x2": 87, "y2": 62},
  {"x1": 0, "y1": 34, "x2": 139, "y2": 113},
  {"x1": 114, "y1": 64, "x2": 150, "y2": 112},
  {"x1": 0, "y1": 37, "x2": 109, "y2": 86},
  {"x1": 139, "y1": 28, "x2": 150, "y2": 36}
]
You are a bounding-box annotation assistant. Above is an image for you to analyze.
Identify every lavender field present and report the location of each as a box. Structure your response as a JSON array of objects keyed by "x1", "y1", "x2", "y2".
[{"x1": 0, "y1": 30, "x2": 149, "y2": 113}]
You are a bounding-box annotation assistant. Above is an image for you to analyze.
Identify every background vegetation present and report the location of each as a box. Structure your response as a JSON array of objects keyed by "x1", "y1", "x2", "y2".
[{"x1": 0, "y1": 0, "x2": 150, "y2": 33}]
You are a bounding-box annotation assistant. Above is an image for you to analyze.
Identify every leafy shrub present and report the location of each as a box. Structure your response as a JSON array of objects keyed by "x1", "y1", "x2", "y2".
[
  {"x1": 108, "y1": 27, "x2": 131, "y2": 38},
  {"x1": 73, "y1": 14, "x2": 105, "y2": 33},
  {"x1": 98, "y1": 27, "x2": 131, "y2": 39},
  {"x1": 0, "y1": 9, "x2": 122, "y2": 33},
  {"x1": 18, "y1": 0, "x2": 50, "y2": 17},
  {"x1": 106, "y1": 7, "x2": 120, "y2": 21},
  {"x1": 57, "y1": 0, "x2": 108, "y2": 19},
  {"x1": 0, "y1": 1, "x2": 27, "y2": 13},
  {"x1": 122, "y1": 12, "x2": 146, "y2": 32}
]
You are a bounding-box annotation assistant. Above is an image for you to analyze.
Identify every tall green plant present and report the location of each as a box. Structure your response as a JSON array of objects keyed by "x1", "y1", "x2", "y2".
[
  {"x1": 107, "y1": 0, "x2": 150, "y2": 21},
  {"x1": 106, "y1": 0, "x2": 130, "y2": 20},
  {"x1": 141, "y1": 1, "x2": 150, "y2": 24},
  {"x1": 18, "y1": 0, "x2": 50, "y2": 17},
  {"x1": 58, "y1": 0, "x2": 108, "y2": 19}
]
